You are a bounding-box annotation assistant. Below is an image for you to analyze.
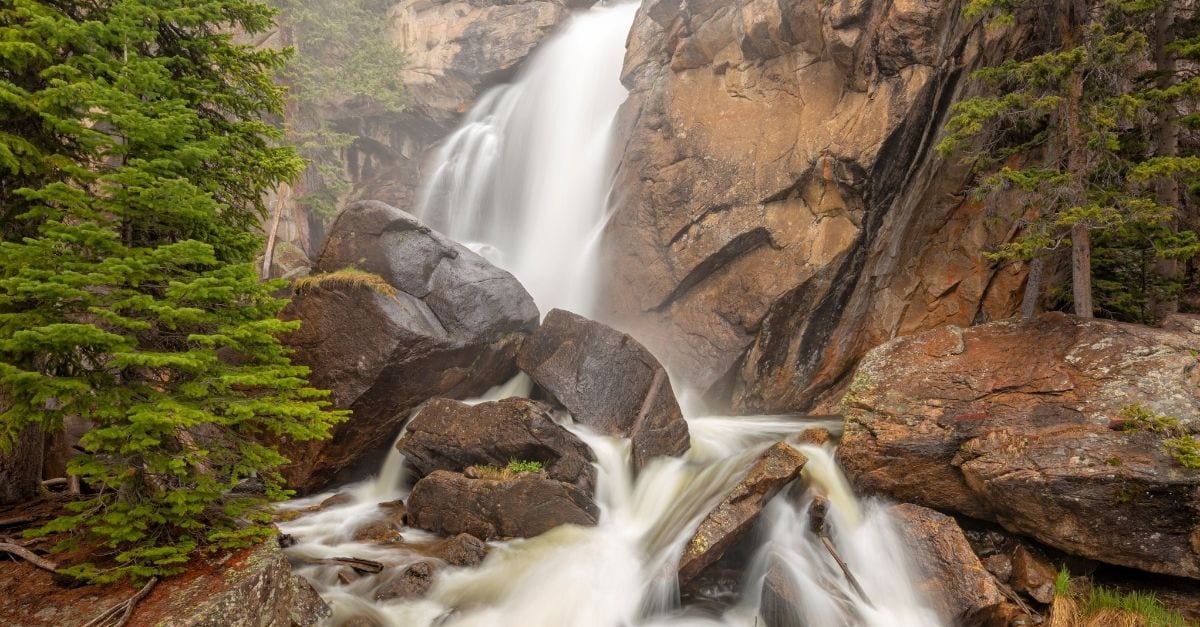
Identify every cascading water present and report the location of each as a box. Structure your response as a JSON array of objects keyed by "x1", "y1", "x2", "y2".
[
  {"x1": 415, "y1": 1, "x2": 634, "y2": 315},
  {"x1": 279, "y1": 3, "x2": 944, "y2": 625}
]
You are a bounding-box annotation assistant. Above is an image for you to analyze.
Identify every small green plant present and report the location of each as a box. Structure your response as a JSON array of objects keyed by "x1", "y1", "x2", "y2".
[
  {"x1": 293, "y1": 268, "x2": 397, "y2": 298},
  {"x1": 1120, "y1": 404, "x2": 1183, "y2": 434},
  {"x1": 1164, "y1": 436, "x2": 1200, "y2": 470},
  {"x1": 1052, "y1": 568, "x2": 1190, "y2": 627},
  {"x1": 506, "y1": 459, "x2": 544, "y2": 474}
]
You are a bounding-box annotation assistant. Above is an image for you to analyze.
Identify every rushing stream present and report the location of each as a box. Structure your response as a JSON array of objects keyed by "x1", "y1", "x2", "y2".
[{"x1": 279, "y1": 2, "x2": 943, "y2": 625}]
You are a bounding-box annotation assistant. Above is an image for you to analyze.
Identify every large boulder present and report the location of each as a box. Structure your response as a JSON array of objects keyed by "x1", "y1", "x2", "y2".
[
  {"x1": 516, "y1": 308, "x2": 690, "y2": 469},
  {"x1": 280, "y1": 201, "x2": 539, "y2": 492},
  {"x1": 678, "y1": 443, "x2": 807, "y2": 582},
  {"x1": 889, "y1": 504, "x2": 1017, "y2": 626},
  {"x1": 841, "y1": 314, "x2": 1200, "y2": 579},
  {"x1": 396, "y1": 397, "x2": 596, "y2": 491},
  {"x1": 598, "y1": 0, "x2": 1034, "y2": 411},
  {"x1": 406, "y1": 470, "x2": 598, "y2": 540}
]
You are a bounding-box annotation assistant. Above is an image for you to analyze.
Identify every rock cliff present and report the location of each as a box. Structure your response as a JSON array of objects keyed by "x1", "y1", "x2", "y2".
[{"x1": 600, "y1": 0, "x2": 1031, "y2": 410}]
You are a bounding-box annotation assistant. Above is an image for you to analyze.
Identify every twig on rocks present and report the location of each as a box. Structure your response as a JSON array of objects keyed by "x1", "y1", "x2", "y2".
[
  {"x1": 0, "y1": 542, "x2": 57, "y2": 572},
  {"x1": 82, "y1": 576, "x2": 158, "y2": 627}
]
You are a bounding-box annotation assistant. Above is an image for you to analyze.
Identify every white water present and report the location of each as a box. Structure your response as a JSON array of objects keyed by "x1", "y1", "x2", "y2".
[
  {"x1": 415, "y1": 2, "x2": 634, "y2": 315},
  {"x1": 280, "y1": 2, "x2": 944, "y2": 625}
]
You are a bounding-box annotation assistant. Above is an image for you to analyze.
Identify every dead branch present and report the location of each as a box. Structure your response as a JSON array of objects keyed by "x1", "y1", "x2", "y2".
[
  {"x1": 0, "y1": 542, "x2": 57, "y2": 572},
  {"x1": 82, "y1": 576, "x2": 158, "y2": 627}
]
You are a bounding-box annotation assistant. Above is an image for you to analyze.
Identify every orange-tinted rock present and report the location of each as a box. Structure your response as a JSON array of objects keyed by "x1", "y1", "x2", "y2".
[
  {"x1": 889, "y1": 504, "x2": 1017, "y2": 626},
  {"x1": 841, "y1": 314, "x2": 1200, "y2": 579},
  {"x1": 678, "y1": 443, "x2": 806, "y2": 582},
  {"x1": 599, "y1": 0, "x2": 1032, "y2": 412}
]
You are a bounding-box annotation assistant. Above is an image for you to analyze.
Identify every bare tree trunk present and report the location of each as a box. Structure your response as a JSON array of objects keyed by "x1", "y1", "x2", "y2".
[
  {"x1": 1021, "y1": 257, "x2": 1045, "y2": 319},
  {"x1": 1, "y1": 424, "x2": 44, "y2": 506},
  {"x1": 1064, "y1": 0, "x2": 1093, "y2": 318},
  {"x1": 1153, "y1": 4, "x2": 1181, "y2": 320},
  {"x1": 261, "y1": 184, "x2": 288, "y2": 281}
]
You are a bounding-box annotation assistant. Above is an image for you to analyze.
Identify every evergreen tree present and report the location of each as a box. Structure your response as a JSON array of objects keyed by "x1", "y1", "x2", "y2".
[
  {"x1": 0, "y1": 0, "x2": 345, "y2": 582},
  {"x1": 941, "y1": 0, "x2": 1200, "y2": 320}
]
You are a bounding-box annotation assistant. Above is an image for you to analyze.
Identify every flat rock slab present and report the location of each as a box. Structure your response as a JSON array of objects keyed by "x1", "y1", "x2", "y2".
[
  {"x1": 406, "y1": 470, "x2": 598, "y2": 540},
  {"x1": 280, "y1": 201, "x2": 539, "y2": 493},
  {"x1": 396, "y1": 397, "x2": 596, "y2": 492},
  {"x1": 678, "y1": 442, "x2": 807, "y2": 582},
  {"x1": 890, "y1": 503, "x2": 1016, "y2": 626},
  {"x1": 517, "y1": 308, "x2": 689, "y2": 469},
  {"x1": 840, "y1": 313, "x2": 1200, "y2": 579}
]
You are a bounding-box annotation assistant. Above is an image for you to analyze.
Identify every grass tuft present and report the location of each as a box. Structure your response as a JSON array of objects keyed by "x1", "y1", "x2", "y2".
[
  {"x1": 467, "y1": 459, "x2": 545, "y2": 481},
  {"x1": 1050, "y1": 570, "x2": 1190, "y2": 627},
  {"x1": 294, "y1": 268, "x2": 398, "y2": 298}
]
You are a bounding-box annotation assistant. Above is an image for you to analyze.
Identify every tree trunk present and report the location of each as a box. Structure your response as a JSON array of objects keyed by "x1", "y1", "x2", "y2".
[
  {"x1": 1, "y1": 424, "x2": 44, "y2": 506},
  {"x1": 1021, "y1": 257, "x2": 1045, "y2": 319},
  {"x1": 1153, "y1": 4, "x2": 1181, "y2": 320},
  {"x1": 1064, "y1": 0, "x2": 1093, "y2": 318}
]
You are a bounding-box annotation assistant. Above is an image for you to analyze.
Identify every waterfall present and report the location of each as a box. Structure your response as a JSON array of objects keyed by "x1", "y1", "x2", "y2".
[
  {"x1": 415, "y1": 1, "x2": 635, "y2": 316},
  {"x1": 279, "y1": 3, "x2": 945, "y2": 625}
]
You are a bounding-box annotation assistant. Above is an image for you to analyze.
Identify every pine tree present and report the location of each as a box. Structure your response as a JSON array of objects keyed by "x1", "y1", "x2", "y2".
[
  {"x1": 0, "y1": 0, "x2": 346, "y2": 582},
  {"x1": 941, "y1": 0, "x2": 1199, "y2": 320}
]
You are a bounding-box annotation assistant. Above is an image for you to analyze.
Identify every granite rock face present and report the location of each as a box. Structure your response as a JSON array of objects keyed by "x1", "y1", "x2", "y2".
[
  {"x1": 841, "y1": 315, "x2": 1200, "y2": 579},
  {"x1": 517, "y1": 309, "x2": 691, "y2": 470},
  {"x1": 279, "y1": 201, "x2": 539, "y2": 492},
  {"x1": 600, "y1": 0, "x2": 1032, "y2": 411}
]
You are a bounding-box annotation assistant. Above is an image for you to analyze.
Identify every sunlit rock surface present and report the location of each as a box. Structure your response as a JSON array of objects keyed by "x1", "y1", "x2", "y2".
[
  {"x1": 841, "y1": 314, "x2": 1200, "y2": 579},
  {"x1": 600, "y1": 0, "x2": 1031, "y2": 411}
]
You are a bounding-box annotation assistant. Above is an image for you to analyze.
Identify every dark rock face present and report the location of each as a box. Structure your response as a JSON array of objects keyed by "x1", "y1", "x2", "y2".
[
  {"x1": 279, "y1": 201, "x2": 539, "y2": 493},
  {"x1": 517, "y1": 308, "x2": 690, "y2": 469},
  {"x1": 889, "y1": 504, "x2": 1016, "y2": 626},
  {"x1": 0, "y1": 424, "x2": 42, "y2": 506},
  {"x1": 406, "y1": 470, "x2": 598, "y2": 540},
  {"x1": 396, "y1": 397, "x2": 596, "y2": 491},
  {"x1": 678, "y1": 443, "x2": 806, "y2": 582},
  {"x1": 841, "y1": 314, "x2": 1200, "y2": 579},
  {"x1": 600, "y1": 0, "x2": 1033, "y2": 411}
]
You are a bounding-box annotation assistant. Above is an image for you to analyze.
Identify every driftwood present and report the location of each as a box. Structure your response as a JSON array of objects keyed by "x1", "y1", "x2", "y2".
[
  {"x1": 299, "y1": 556, "x2": 384, "y2": 574},
  {"x1": 808, "y1": 496, "x2": 873, "y2": 607},
  {"x1": 82, "y1": 577, "x2": 158, "y2": 627},
  {"x1": 989, "y1": 571, "x2": 1044, "y2": 623},
  {"x1": 0, "y1": 541, "x2": 57, "y2": 572},
  {"x1": 0, "y1": 514, "x2": 33, "y2": 527},
  {"x1": 41, "y1": 477, "x2": 68, "y2": 488}
]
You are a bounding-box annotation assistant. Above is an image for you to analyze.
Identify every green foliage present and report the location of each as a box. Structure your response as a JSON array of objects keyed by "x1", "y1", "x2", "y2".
[
  {"x1": 942, "y1": 0, "x2": 1200, "y2": 321},
  {"x1": 0, "y1": 0, "x2": 346, "y2": 582},
  {"x1": 1054, "y1": 569, "x2": 1191, "y2": 626},
  {"x1": 506, "y1": 459, "x2": 545, "y2": 474},
  {"x1": 270, "y1": 0, "x2": 407, "y2": 218},
  {"x1": 1164, "y1": 435, "x2": 1200, "y2": 469}
]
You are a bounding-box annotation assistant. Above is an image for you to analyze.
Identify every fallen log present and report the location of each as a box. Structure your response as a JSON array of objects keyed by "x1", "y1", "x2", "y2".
[{"x1": 0, "y1": 542, "x2": 57, "y2": 572}]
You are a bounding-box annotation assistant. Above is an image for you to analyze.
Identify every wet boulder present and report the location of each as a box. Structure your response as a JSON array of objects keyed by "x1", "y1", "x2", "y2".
[
  {"x1": 841, "y1": 314, "x2": 1200, "y2": 580},
  {"x1": 396, "y1": 397, "x2": 596, "y2": 491},
  {"x1": 678, "y1": 443, "x2": 807, "y2": 582},
  {"x1": 406, "y1": 470, "x2": 598, "y2": 540},
  {"x1": 516, "y1": 308, "x2": 690, "y2": 469},
  {"x1": 375, "y1": 560, "x2": 437, "y2": 602},
  {"x1": 889, "y1": 504, "x2": 1018, "y2": 626},
  {"x1": 279, "y1": 201, "x2": 540, "y2": 493}
]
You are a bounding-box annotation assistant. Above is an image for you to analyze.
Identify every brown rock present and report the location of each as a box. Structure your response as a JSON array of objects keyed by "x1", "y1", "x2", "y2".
[
  {"x1": 351, "y1": 519, "x2": 403, "y2": 545},
  {"x1": 599, "y1": 0, "x2": 1033, "y2": 413},
  {"x1": 1010, "y1": 545, "x2": 1056, "y2": 605},
  {"x1": 792, "y1": 427, "x2": 832, "y2": 447},
  {"x1": 396, "y1": 397, "x2": 595, "y2": 491},
  {"x1": 841, "y1": 314, "x2": 1200, "y2": 580},
  {"x1": 434, "y1": 533, "x2": 489, "y2": 568},
  {"x1": 279, "y1": 201, "x2": 539, "y2": 493},
  {"x1": 889, "y1": 503, "x2": 1016, "y2": 626},
  {"x1": 406, "y1": 470, "x2": 598, "y2": 540},
  {"x1": 759, "y1": 562, "x2": 804, "y2": 627},
  {"x1": 517, "y1": 308, "x2": 689, "y2": 469},
  {"x1": 375, "y1": 560, "x2": 438, "y2": 602},
  {"x1": 981, "y1": 554, "x2": 1013, "y2": 583},
  {"x1": 678, "y1": 443, "x2": 806, "y2": 582}
]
